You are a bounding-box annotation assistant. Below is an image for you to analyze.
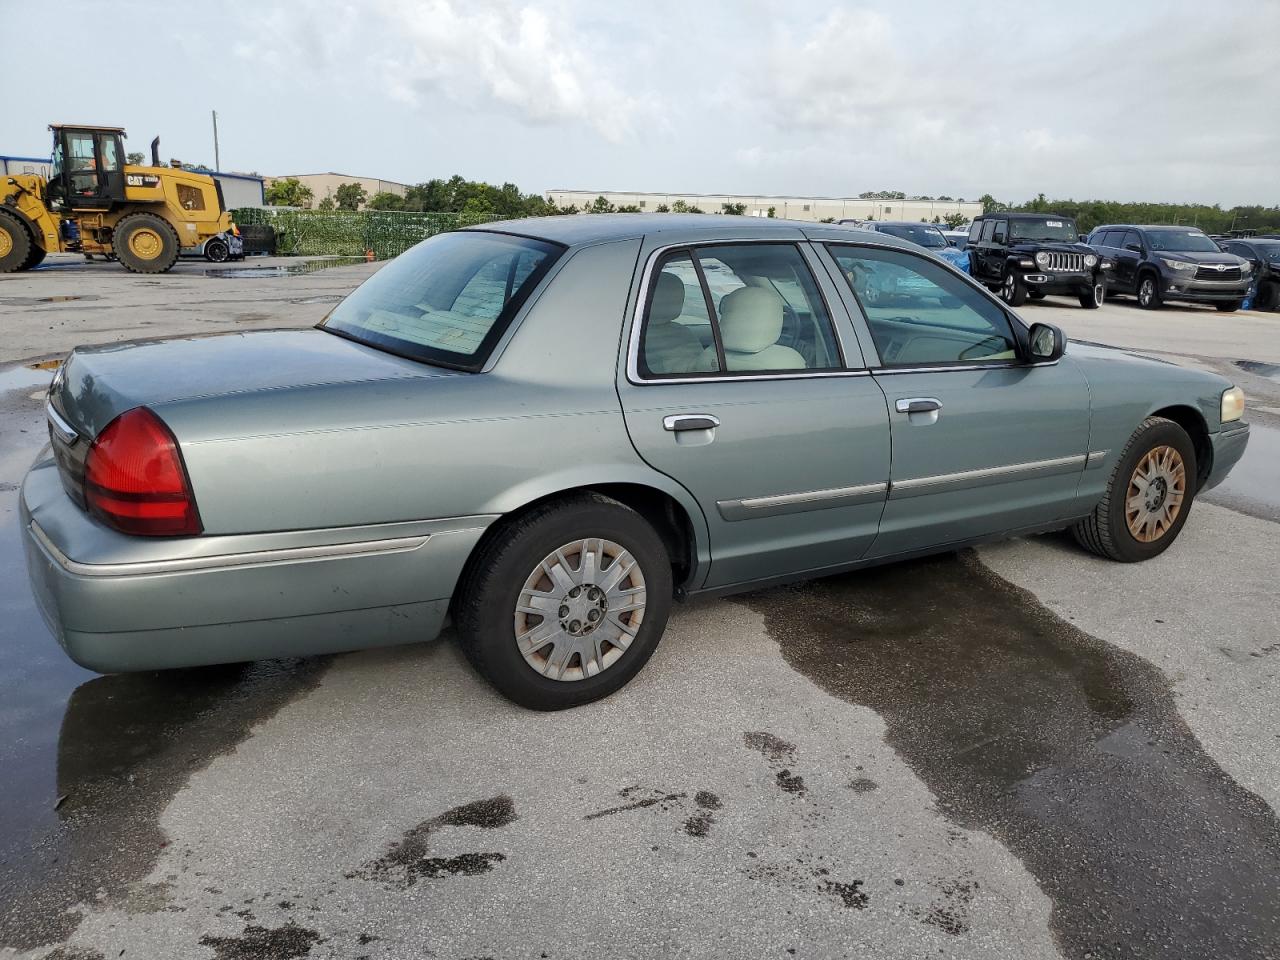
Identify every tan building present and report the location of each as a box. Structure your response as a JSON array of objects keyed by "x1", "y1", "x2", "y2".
[
  {"x1": 266, "y1": 172, "x2": 410, "y2": 209},
  {"x1": 546, "y1": 189, "x2": 982, "y2": 224}
]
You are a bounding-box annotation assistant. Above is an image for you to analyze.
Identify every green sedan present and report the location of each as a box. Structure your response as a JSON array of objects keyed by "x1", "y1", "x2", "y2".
[{"x1": 22, "y1": 215, "x2": 1250, "y2": 709}]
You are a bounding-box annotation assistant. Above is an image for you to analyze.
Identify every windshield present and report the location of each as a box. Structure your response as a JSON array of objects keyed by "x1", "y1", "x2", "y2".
[
  {"x1": 1262, "y1": 244, "x2": 1280, "y2": 262},
  {"x1": 878, "y1": 224, "x2": 948, "y2": 249},
  {"x1": 321, "y1": 231, "x2": 562, "y2": 370},
  {"x1": 1009, "y1": 217, "x2": 1078, "y2": 242},
  {"x1": 1145, "y1": 230, "x2": 1220, "y2": 253}
]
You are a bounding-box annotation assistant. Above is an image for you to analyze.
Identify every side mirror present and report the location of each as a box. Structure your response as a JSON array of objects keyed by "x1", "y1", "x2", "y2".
[
  {"x1": 1028, "y1": 322, "x2": 1066, "y2": 363},
  {"x1": 1125, "y1": 243, "x2": 1144, "y2": 254}
]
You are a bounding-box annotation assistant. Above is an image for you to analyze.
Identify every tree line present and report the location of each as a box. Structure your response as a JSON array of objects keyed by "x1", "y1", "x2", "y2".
[{"x1": 979, "y1": 193, "x2": 1280, "y2": 235}]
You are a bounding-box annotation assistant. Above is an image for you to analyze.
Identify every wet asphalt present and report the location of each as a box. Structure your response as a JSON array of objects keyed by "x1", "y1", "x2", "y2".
[{"x1": 1, "y1": 300, "x2": 1279, "y2": 957}]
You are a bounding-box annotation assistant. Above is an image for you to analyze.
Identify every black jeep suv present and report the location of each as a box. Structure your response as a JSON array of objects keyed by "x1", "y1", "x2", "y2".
[
  {"x1": 1087, "y1": 225, "x2": 1251, "y2": 312},
  {"x1": 967, "y1": 213, "x2": 1105, "y2": 309}
]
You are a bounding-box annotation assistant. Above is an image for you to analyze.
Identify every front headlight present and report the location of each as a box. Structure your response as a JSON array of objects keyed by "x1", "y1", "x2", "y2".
[
  {"x1": 1160, "y1": 257, "x2": 1195, "y2": 272},
  {"x1": 1034, "y1": 252, "x2": 1050, "y2": 267},
  {"x1": 1101, "y1": 259, "x2": 1115, "y2": 270},
  {"x1": 1083, "y1": 254, "x2": 1098, "y2": 268},
  {"x1": 1221, "y1": 386, "x2": 1245, "y2": 423},
  {"x1": 1240, "y1": 261, "x2": 1252, "y2": 274}
]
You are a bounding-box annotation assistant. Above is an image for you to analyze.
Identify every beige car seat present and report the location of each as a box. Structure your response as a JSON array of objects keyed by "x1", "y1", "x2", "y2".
[
  {"x1": 642, "y1": 272, "x2": 705, "y2": 374},
  {"x1": 698, "y1": 286, "x2": 805, "y2": 371}
]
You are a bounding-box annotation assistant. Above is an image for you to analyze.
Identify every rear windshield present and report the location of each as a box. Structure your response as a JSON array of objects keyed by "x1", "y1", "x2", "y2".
[
  {"x1": 321, "y1": 231, "x2": 562, "y2": 370},
  {"x1": 877, "y1": 224, "x2": 948, "y2": 248},
  {"x1": 1009, "y1": 217, "x2": 1078, "y2": 242},
  {"x1": 1145, "y1": 229, "x2": 1221, "y2": 253}
]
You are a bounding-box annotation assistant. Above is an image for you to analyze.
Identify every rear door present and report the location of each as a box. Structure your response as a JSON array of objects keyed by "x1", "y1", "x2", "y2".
[
  {"x1": 1114, "y1": 230, "x2": 1144, "y2": 292},
  {"x1": 617, "y1": 239, "x2": 891, "y2": 589},
  {"x1": 819, "y1": 242, "x2": 1091, "y2": 557}
]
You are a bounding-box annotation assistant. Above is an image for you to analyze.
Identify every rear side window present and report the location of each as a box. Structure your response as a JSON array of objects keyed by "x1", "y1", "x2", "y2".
[
  {"x1": 637, "y1": 243, "x2": 842, "y2": 378},
  {"x1": 980, "y1": 220, "x2": 997, "y2": 242},
  {"x1": 323, "y1": 231, "x2": 562, "y2": 370},
  {"x1": 968, "y1": 221, "x2": 983, "y2": 243}
]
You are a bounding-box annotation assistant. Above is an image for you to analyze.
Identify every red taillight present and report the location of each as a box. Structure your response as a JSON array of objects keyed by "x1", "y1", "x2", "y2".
[{"x1": 84, "y1": 407, "x2": 202, "y2": 536}]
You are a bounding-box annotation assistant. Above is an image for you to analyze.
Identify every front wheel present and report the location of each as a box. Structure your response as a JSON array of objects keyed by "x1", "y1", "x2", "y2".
[
  {"x1": 1072, "y1": 416, "x2": 1197, "y2": 562},
  {"x1": 1215, "y1": 300, "x2": 1242, "y2": 313},
  {"x1": 1001, "y1": 271, "x2": 1028, "y2": 306},
  {"x1": 1078, "y1": 281, "x2": 1105, "y2": 309},
  {"x1": 205, "y1": 238, "x2": 230, "y2": 263},
  {"x1": 455, "y1": 493, "x2": 673, "y2": 710},
  {"x1": 1137, "y1": 274, "x2": 1163, "y2": 310}
]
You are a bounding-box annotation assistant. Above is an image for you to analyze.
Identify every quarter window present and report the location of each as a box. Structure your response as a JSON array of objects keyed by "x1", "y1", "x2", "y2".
[
  {"x1": 826, "y1": 245, "x2": 1018, "y2": 367},
  {"x1": 638, "y1": 244, "x2": 842, "y2": 378}
]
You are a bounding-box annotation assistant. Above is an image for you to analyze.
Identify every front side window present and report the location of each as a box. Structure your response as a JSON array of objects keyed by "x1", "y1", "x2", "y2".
[
  {"x1": 1009, "y1": 217, "x2": 1079, "y2": 242},
  {"x1": 992, "y1": 221, "x2": 1008, "y2": 243},
  {"x1": 1145, "y1": 229, "x2": 1221, "y2": 253},
  {"x1": 637, "y1": 244, "x2": 842, "y2": 377},
  {"x1": 827, "y1": 245, "x2": 1018, "y2": 367},
  {"x1": 322, "y1": 231, "x2": 561, "y2": 370}
]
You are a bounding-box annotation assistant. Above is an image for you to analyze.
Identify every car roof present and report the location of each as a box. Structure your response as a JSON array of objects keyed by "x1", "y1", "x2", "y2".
[
  {"x1": 872, "y1": 220, "x2": 944, "y2": 228},
  {"x1": 466, "y1": 213, "x2": 927, "y2": 254},
  {"x1": 1094, "y1": 224, "x2": 1206, "y2": 232},
  {"x1": 975, "y1": 212, "x2": 1075, "y2": 221}
]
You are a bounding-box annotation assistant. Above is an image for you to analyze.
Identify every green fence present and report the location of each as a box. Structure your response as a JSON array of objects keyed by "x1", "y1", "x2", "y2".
[{"x1": 231, "y1": 208, "x2": 504, "y2": 260}]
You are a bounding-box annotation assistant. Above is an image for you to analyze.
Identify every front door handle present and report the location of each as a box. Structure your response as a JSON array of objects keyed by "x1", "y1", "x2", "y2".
[
  {"x1": 663, "y1": 414, "x2": 720, "y2": 432},
  {"x1": 895, "y1": 398, "x2": 942, "y2": 414}
]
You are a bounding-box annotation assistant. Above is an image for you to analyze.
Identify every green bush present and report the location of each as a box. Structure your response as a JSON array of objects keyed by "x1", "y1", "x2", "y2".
[{"x1": 231, "y1": 208, "x2": 503, "y2": 260}]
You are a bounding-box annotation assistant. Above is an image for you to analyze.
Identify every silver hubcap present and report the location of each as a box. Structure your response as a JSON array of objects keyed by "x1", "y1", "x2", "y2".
[
  {"x1": 1140, "y1": 280, "x2": 1153, "y2": 305},
  {"x1": 1004, "y1": 275, "x2": 1014, "y2": 299},
  {"x1": 514, "y1": 538, "x2": 647, "y2": 682},
  {"x1": 1126, "y1": 445, "x2": 1186, "y2": 543},
  {"x1": 1094, "y1": 284, "x2": 1104, "y2": 305}
]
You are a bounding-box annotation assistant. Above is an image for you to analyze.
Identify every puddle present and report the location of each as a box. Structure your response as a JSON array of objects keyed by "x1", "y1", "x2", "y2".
[
  {"x1": 1203, "y1": 420, "x2": 1280, "y2": 521},
  {"x1": 203, "y1": 257, "x2": 366, "y2": 279},
  {"x1": 1234, "y1": 360, "x2": 1280, "y2": 381},
  {"x1": 0, "y1": 364, "x2": 53, "y2": 394},
  {"x1": 289, "y1": 294, "x2": 343, "y2": 305},
  {"x1": 0, "y1": 296, "x2": 100, "y2": 307},
  {"x1": 746, "y1": 552, "x2": 1280, "y2": 959}
]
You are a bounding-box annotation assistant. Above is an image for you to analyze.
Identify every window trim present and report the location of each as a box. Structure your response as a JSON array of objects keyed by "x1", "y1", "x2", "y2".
[
  {"x1": 822, "y1": 240, "x2": 1034, "y2": 371},
  {"x1": 628, "y1": 240, "x2": 850, "y2": 384}
]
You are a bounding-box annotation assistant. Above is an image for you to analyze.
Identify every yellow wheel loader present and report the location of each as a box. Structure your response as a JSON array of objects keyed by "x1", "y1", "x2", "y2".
[{"x1": 0, "y1": 124, "x2": 232, "y2": 274}]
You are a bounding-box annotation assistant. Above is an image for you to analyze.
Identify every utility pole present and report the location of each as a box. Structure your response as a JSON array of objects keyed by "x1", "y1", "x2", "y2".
[{"x1": 211, "y1": 110, "x2": 220, "y2": 172}]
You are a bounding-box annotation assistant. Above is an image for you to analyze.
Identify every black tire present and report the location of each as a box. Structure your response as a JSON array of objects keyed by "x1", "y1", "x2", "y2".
[
  {"x1": 112, "y1": 213, "x2": 180, "y2": 274},
  {"x1": 1137, "y1": 272, "x2": 1163, "y2": 310},
  {"x1": 204, "y1": 238, "x2": 230, "y2": 263},
  {"x1": 0, "y1": 211, "x2": 34, "y2": 273},
  {"x1": 1028, "y1": 291, "x2": 1047, "y2": 301},
  {"x1": 455, "y1": 493, "x2": 673, "y2": 710},
  {"x1": 1255, "y1": 280, "x2": 1279, "y2": 312},
  {"x1": 1215, "y1": 300, "x2": 1241, "y2": 313},
  {"x1": 1000, "y1": 270, "x2": 1028, "y2": 306},
  {"x1": 20, "y1": 242, "x2": 47, "y2": 270},
  {"x1": 1072, "y1": 416, "x2": 1197, "y2": 563},
  {"x1": 1078, "y1": 281, "x2": 1105, "y2": 309}
]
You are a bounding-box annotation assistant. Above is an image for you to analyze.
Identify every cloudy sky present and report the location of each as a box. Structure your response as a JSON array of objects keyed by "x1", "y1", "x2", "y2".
[{"x1": 8, "y1": 1, "x2": 1278, "y2": 206}]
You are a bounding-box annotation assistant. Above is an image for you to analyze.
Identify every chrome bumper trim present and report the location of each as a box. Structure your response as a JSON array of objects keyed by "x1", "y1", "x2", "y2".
[
  {"x1": 29, "y1": 521, "x2": 436, "y2": 578},
  {"x1": 46, "y1": 403, "x2": 80, "y2": 446}
]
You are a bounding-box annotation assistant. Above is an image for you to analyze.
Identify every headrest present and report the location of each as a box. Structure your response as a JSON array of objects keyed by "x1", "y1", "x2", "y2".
[
  {"x1": 719, "y1": 286, "x2": 784, "y2": 354},
  {"x1": 650, "y1": 272, "x2": 685, "y2": 324}
]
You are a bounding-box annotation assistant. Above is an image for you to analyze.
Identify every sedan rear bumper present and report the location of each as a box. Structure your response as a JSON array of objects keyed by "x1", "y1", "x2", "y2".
[{"x1": 21, "y1": 453, "x2": 493, "y2": 672}]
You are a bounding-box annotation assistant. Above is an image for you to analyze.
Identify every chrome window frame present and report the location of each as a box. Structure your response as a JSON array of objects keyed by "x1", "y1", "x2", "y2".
[{"x1": 625, "y1": 238, "x2": 863, "y2": 386}]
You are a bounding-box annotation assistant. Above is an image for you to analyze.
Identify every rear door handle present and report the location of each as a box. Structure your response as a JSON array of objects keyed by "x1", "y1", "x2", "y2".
[
  {"x1": 895, "y1": 398, "x2": 942, "y2": 414},
  {"x1": 663, "y1": 414, "x2": 720, "y2": 432}
]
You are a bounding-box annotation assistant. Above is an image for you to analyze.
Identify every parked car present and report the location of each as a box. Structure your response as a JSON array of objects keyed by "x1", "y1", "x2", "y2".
[
  {"x1": 857, "y1": 221, "x2": 970, "y2": 273},
  {"x1": 941, "y1": 229, "x2": 970, "y2": 249},
  {"x1": 1217, "y1": 237, "x2": 1280, "y2": 311},
  {"x1": 179, "y1": 229, "x2": 244, "y2": 263},
  {"x1": 967, "y1": 213, "x2": 1106, "y2": 308},
  {"x1": 1087, "y1": 225, "x2": 1251, "y2": 312},
  {"x1": 23, "y1": 216, "x2": 1249, "y2": 709}
]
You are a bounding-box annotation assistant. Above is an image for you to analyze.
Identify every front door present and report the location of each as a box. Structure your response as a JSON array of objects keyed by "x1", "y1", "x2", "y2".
[
  {"x1": 618, "y1": 240, "x2": 891, "y2": 589},
  {"x1": 820, "y1": 243, "x2": 1091, "y2": 557}
]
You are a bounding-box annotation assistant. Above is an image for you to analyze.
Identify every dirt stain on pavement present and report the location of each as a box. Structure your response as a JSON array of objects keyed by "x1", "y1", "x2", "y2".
[
  {"x1": 352, "y1": 795, "x2": 517, "y2": 888},
  {"x1": 746, "y1": 551, "x2": 1280, "y2": 959},
  {"x1": 199, "y1": 921, "x2": 322, "y2": 959}
]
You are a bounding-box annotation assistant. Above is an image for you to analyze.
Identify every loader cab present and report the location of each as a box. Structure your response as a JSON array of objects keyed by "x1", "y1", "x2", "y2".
[{"x1": 48, "y1": 125, "x2": 127, "y2": 211}]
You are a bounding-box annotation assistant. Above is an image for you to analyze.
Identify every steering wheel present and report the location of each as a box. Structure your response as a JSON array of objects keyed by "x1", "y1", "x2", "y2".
[{"x1": 958, "y1": 336, "x2": 1008, "y2": 361}]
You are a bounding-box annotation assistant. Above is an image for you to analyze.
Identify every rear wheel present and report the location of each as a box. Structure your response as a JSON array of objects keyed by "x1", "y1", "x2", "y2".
[
  {"x1": 1078, "y1": 281, "x2": 1105, "y2": 309},
  {"x1": 455, "y1": 493, "x2": 673, "y2": 710},
  {"x1": 0, "y1": 211, "x2": 34, "y2": 273},
  {"x1": 1137, "y1": 273, "x2": 1162, "y2": 309},
  {"x1": 1215, "y1": 300, "x2": 1241, "y2": 313},
  {"x1": 1072, "y1": 417, "x2": 1196, "y2": 562},
  {"x1": 1001, "y1": 270, "x2": 1028, "y2": 306},
  {"x1": 113, "y1": 213, "x2": 180, "y2": 274}
]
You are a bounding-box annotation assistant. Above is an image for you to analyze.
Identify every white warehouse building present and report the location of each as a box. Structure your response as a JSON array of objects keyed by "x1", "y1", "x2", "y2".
[{"x1": 546, "y1": 189, "x2": 982, "y2": 223}]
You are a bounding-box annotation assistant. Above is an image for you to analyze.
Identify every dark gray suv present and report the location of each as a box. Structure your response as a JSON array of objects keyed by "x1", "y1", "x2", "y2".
[{"x1": 1088, "y1": 225, "x2": 1252, "y2": 312}]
